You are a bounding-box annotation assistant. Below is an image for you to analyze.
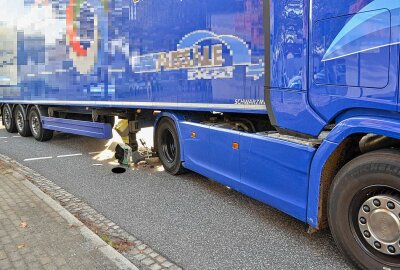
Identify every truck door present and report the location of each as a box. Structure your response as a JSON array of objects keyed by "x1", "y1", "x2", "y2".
[{"x1": 309, "y1": 0, "x2": 399, "y2": 120}]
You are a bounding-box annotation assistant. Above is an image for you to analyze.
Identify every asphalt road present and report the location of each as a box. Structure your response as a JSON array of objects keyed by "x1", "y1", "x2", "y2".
[{"x1": 0, "y1": 122, "x2": 353, "y2": 270}]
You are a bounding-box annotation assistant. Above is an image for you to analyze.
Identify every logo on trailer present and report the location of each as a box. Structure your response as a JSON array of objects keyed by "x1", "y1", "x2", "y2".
[{"x1": 131, "y1": 30, "x2": 264, "y2": 80}]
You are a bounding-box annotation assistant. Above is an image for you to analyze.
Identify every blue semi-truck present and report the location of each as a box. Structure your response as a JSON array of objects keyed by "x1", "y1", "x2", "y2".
[{"x1": 1, "y1": 0, "x2": 400, "y2": 268}]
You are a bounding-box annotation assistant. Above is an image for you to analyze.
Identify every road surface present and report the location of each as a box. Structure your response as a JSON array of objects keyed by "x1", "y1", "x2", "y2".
[{"x1": 0, "y1": 122, "x2": 353, "y2": 269}]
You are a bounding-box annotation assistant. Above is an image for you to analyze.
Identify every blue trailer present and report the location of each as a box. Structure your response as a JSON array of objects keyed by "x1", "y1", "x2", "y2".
[{"x1": 1, "y1": 0, "x2": 400, "y2": 268}]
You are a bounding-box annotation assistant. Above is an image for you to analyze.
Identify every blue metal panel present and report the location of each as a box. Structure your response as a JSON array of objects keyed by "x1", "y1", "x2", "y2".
[
  {"x1": 267, "y1": 0, "x2": 328, "y2": 137},
  {"x1": 179, "y1": 122, "x2": 210, "y2": 170},
  {"x1": 42, "y1": 117, "x2": 112, "y2": 139},
  {"x1": 181, "y1": 122, "x2": 241, "y2": 188},
  {"x1": 208, "y1": 126, "x2": 241, "y2": 187},
  {"x1": 270, "y1": 0, "x2": 308, "y2": 91},
  {"x1": 0, "y1": 0, "x2": 266, "y2": 114},
  {"x1": 267, "y1": 0, "x2": 400, "y2": 136},
  {"x1": 240, "y1": 133, "x2": 315, "y2": 221},
  {"x1": 270, "y1": 89, "x2": 326, "y2": 136},
  {"x1": 327, "y1": 116, "x2": 400, "y2": 143},
  {"x1": 308, "y1": 0, "x2": 399, "y2": 124},
  {"x1": 178, "y1": 116, "x2": 316, "y2": 222}
]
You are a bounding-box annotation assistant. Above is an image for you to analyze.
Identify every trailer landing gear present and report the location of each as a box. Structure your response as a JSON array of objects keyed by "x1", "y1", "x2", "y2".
[
  {"x1": 127, "y1": 113, "x2": 139, "y2": 152},
  {"x1": 114, "y1": 112, "x2": 141, "y2": 165}
]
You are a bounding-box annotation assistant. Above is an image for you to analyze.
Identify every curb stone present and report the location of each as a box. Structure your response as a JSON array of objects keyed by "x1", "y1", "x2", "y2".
[
  {"x1": 22, "y1": 179, "x2": 138, "y2": 270},
  {"x1": 0, "y1": 154, "x2": 182, "y2": 270}
]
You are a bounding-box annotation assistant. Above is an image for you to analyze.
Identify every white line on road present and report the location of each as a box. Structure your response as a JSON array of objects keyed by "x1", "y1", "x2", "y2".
[
  {"x1": 0, "y1": 137, "x2": 8, "y2": 139},
  {"x1": 12, "y1": 135, "x2": 21, "y2": 138},
  {"x1": 57, "y1": 153, "x2": 83, "y2": 158},
  {"x1": 88, "y1": 151, "x2": 102, "y2": 155},
  {"x1": 24, "y1": 156, "x2": 53, "y2": 162}
]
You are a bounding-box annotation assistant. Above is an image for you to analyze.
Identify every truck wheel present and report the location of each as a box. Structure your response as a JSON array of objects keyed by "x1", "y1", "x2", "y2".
[
  {"x1": 328, "y1": 149, "x2": 400, "y2": 270},
  {"x1": 14, "y1": 105, "x2": 32, "y2": 137},
  {"x1": 155, "y1": 118, "x2": 185, "y2": 175},
  {"x1": 2, "y1": 105, "x2": 17, "y2": 133},
  {"x1": 28, "y1": 107, "x2": 53, "y2": 142}
]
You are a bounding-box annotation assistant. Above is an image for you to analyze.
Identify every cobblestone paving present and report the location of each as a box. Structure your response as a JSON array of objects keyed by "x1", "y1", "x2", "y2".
[
  {"x1": 0, "y1": 155, "x2": 181, "y2": 270},
  {"x1": 0, "y1": 159, "x2": 127, "y2": 270}
]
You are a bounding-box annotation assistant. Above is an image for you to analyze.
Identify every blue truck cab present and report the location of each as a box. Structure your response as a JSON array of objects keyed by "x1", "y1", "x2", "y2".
[{"x1": 1, "y1": 0, "x2": 400, "y2": 268}]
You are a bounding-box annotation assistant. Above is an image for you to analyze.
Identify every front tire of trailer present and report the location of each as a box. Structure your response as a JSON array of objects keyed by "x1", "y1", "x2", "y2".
[
  {"x1": 28, "y1": 107, "x2": 53, "y2": 142},
  {"x1": 156, "y1": 118, "x2": 186, "y2": 175},
  {"x1": 328, "y1": 149, "x2": 400, "y2": 270},
  {"x1": 14, "y1": 105, "x2": 32, "y2": 137},
  {"x1": 2, "y1": 105, "x2": 17, "y2": 133}
]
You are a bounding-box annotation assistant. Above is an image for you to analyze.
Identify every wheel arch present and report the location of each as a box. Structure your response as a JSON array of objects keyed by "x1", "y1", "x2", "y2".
[
  {"x1": 307, "y1": 115, "x2": 400, "y2": 229},
  {"x1": 153, "y1": 111, "x2": 186, "y2": 162}
]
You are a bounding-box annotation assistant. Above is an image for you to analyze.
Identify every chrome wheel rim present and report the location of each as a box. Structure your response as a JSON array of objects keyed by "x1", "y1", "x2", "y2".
[
  {"x1": 16, "y1": 110, "x2": 24, "y2": 131},
  {"x1": 3, "y1": 108, "x2": 11, "y2": 128},
  {"x1": 358, "y1": 195, "x2": 400, "y2": 255},
  {"x1": 31, "y1": 114, "x2": 40, "y2": 136}
]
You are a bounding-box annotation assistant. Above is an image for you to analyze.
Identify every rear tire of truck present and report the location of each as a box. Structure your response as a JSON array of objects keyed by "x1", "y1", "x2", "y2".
[
  {"x1": 328, "y1": 149, "x2": 400, "y2": 270},
  {"x1": 2, "y1": 104, "x2": 17, "y2": 133},
  {"x1": 155, "y1": 118, "x2": 186, "y2": 175},
  {"x1": 14, "y1": 105, "x2": 32, "y2": 137},
  {"x1": 28, "y1": 107, "x2": 53, "y2": 142}
]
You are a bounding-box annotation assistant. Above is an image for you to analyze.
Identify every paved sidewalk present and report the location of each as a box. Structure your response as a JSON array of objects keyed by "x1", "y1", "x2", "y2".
[{"x1": 0, "y1": 159, "x2": 137, "y2": 270}]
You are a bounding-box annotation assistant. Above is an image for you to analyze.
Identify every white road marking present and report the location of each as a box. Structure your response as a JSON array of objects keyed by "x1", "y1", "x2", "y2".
[
  {"x1": 88, "y1": 151, "x2": 102, "y2": 155},
  {"x1": 24, "y1": 156, "x2": 53, "y2": 162},
  {"x1": 0, "y1": 137, "x2": 8, "y2": 139},
  {"x1": 20, "y1": 151, "x2": 109, "y2": 163},
  {"x1": 13, "y1": 135, "x2": 21, "y2": 138},
  {"x1": 57, "y1": 153, "x2": 83, "y2": 158}
]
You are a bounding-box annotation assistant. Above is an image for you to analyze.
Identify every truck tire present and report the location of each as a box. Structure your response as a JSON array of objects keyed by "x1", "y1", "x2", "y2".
[
  {"x1": 2, "y1": 104, "x2": 17, "y2": 133},
  {"x1": 155, "y1": 118, "x2": 186, "y2": 175},
  {"x1": 28, "y1": 107, "x2": 53, "y2": 142},
  {"x1": 328, "y1": 149, "x2": 400, "y2": 270},
  {"x1": 14, "y1": 105, "x2": 32, "y2": 137}
]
